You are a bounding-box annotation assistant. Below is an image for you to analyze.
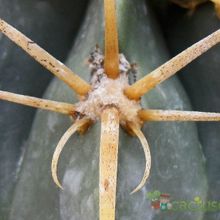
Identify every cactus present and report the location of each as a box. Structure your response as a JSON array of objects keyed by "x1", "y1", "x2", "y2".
[{"x1": 3, "y1": 0, "x2": 220, "y2": 219}]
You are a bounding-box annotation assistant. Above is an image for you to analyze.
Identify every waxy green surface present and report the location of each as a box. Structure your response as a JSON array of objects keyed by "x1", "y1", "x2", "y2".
[{"x1": 9, "y1": 0, "x2": 207, "y2": 219}]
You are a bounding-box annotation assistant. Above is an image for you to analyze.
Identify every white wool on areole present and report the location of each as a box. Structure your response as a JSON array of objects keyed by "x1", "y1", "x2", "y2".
[
  {"x1": 76, "y1": 75, "x2": 141, "y2": 123},
  {"x1": 75, "y1": 50, "x2": 141, "y2": 124}
]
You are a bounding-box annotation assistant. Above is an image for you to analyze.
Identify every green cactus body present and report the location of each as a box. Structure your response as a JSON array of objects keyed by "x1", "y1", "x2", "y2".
[{"x1": 9, "y1": 0, "x2": 207, "y2": 219}]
